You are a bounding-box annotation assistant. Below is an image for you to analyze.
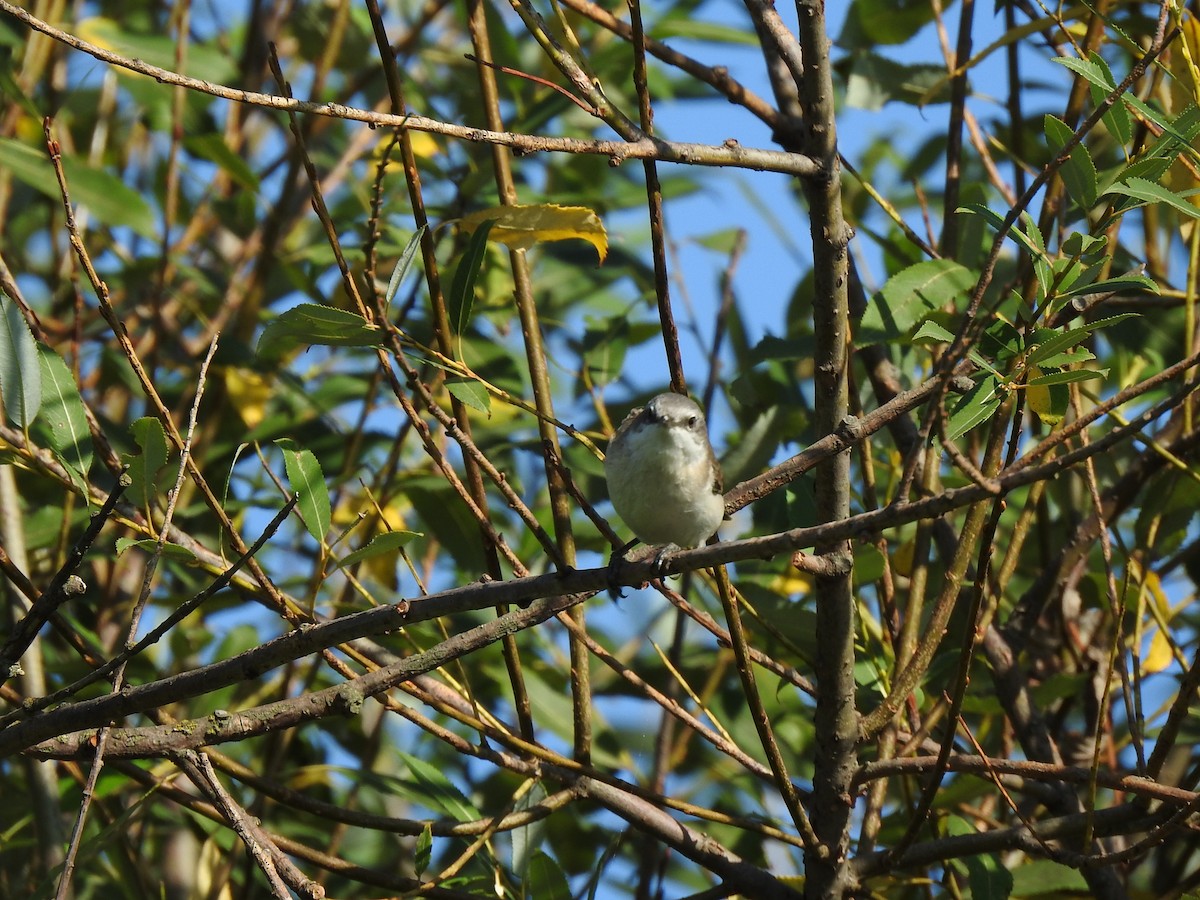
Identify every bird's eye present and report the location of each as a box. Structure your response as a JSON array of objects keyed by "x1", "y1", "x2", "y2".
[{"x1": 688, "y1": 416, "x2": 697, "y2": 427}]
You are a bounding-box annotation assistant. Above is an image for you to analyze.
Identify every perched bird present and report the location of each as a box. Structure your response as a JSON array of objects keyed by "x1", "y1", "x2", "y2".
[{"x1": 603, "y1": 393, "x2": 724, "y2": 582}]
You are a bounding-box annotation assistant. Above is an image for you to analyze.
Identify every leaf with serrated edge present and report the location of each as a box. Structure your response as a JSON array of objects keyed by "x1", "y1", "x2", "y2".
[
  {"x1": 276, "y1": 439, "x2": 331, "y2": 543},
  {"x1": 946, "y1": 376, "x2": 1001, "y2": 441},
  {"x1": 386, "y1": 225, "x2": 426, "y2": 306},
  {"x1": 35, "y1": 344, "x2": 93, "y2": 485}
]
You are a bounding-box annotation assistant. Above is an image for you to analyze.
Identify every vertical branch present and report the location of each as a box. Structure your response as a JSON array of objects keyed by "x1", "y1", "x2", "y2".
[
  {"x1": 794, "y1": 1, "x2": 856, "y2": 895},
  {"x1": 461, "y1": 0, "x2": 584, "y2": 753},
  {"x1": 939, "y1": 0, "x2": 973, "y2": 258},
  {"x1": 627, "y1": 0, "x2": 686, "y2": 394}
]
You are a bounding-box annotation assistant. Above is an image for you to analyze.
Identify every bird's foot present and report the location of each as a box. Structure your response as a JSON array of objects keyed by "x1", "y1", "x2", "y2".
[
  {"x1": 607, "y1": 539, "x2": 640, "y2": 600},
  {"x1": 650, "y1": 543, "x2": 682, "y2": 579}
]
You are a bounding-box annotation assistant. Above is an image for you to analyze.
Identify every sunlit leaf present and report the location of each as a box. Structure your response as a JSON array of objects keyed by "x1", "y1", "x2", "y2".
[
  {"x1": 461, "y1": 204, "x2": 608, "y2": 263},
  {"x1": 858, "y1": 259, "x2": 977, "y2": 344},
  {"x1": 124, "y1": 416, "x2": 170, "y2": 512},
  {"x1": 223, "y1": 367, "x2": 273, "y2": 430},
  {"x1": 1105, "y1": 176, "x2": 1200, "y2": 219},
  {"x1": 276, "y1": 439, "x2": 331, "y2": 544},
  {"x1": 945, "y1": 375, "x2": 1001, "y2": 441},
  {"x1": 34, "y1": 344, "x2": 93, "y2": 487},
  {"x1": 386, "y1": 226, "x2": 427, "y2": 306},
  {"x1": 446, "y1": 379, "x2": 490, "y2": 413},
  {"x1": 257, "y1": 304, "x2": 384, "y2": 361},
  {"x1": 1044, "y1": 114, "x2": 1098, "y2": 209}
]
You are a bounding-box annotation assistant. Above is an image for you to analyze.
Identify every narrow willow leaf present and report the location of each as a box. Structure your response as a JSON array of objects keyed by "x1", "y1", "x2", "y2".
[
  {"x1": 1051, "y1": 54, "x2": 1112, "y2": 92},
  {"x1": 511, "y1": 781, "x2": 548, "y2": 884},
  {"x1": 257, "y1": 304, "x2": 383, "y2": 361},
  {"x1": 386, "y1": 225, "x2": 427, "y2": 306},
  {"x1": 0, "y1": 292, "x2": 40, "y2": 427},
  {"x1": 35, "y1": 344, "x2": 93, "y2": 485},
  {"x1": 945, "y1": 375, "x2": 1001, "y2": 442},
  {"x1": 1044, "y1": 114, "x2": 1098, "y2": 209},
  {"x1": 1088, "y1": 53, "x2": 1131, "y2": 145},
  {"x1": 399, "y1": 754, "x2": 482, "y2": 821},
  {"x1": 1061, "y1": 273, "x2": 1157, "y2": 298},
  {"x1": 334, "y1": 530, "x2": 421, "y2": 570},
  {"x1": 448, "y1": 221, "x2": 494, "y2": 337},
  {"x1": 460, "y1": 203, "x2": 608, "y2": 262},
  {"x1": 276, "y1": 439, "x2": 331, "y2": 543},
  {"x1": 1026, "y1": 367, "x2": 1107, "y2": 386},
  {"x1": 115, "y1": 537, "x2": 197, "y2": 561},
  {"x1": 1105, "y1": 176, "x2": 1200, "y2": 219}
]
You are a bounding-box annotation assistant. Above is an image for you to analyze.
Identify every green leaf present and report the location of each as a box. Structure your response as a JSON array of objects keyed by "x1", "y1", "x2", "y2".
[
  {"x1": 335, "y1": 530, "x2": 421, "y2": 570},
  {"x1": 34, "y1": 344, "x2": 93, "y2": 486},
  {"x1": 512, "y1": 781, "x2": 548, "y2": 884},
  {"x1": 446, "y1": 379, "x2": 491, "y2": 414},
  {"x1": 415, "y1": 824, "x2": 432, "y2": 878},
  {"x1": 183, "y1": 134, "x2": 260, "y2": 191},
  {"x1": 964, "y1": 853, "x2": 1014, "y2": 900},
  {"x1": 1088, "y1": 53, "x2": 1131, "y2": 145},
  {"x1": 400, "y1": 754, "x2": 482, "y2": 822},
  {"x1": 525, "y1": 850, "x2": 572, "y2": 900},
  {"x1": 912, "y1": 319, "x2": 956, "y2": 344},
  {"x1": 1026, "y1": 314, "x2": 1135, "y2": 368},
  {"x1": 958, "y1": 203, "x2": 1046, "y2": 260},
  {"x1": 386, "y1": 226, "x2": 427, "y2": 306},
  {"x1": 0, "y1": 139, "x2": 157, "y2": 239},
  {"x1": 276, "y1": 439, "x2": 331, "y2": 543},
  {"x1": 0, "y1": 47, "x2": 38, "y2": 119},
  {"x1": 651, "y1": 18, "x2": 760, "y2": 45},
  {"x1": 844, "y1": 54, "x2": 953, "y2": 110},
  {"x1": 946, "y1": 375, "x2": 1001, "y2": 441},
  {"x1": 858, "y1": 259, "x2": 977, "y2": 344},
  {"x1": 115, "y1": 537, "x2": 197, "y2": 561},
  {"x1": 448, "y1": 220, "x2": 495, "y2": 336},
  {"x1": 1007, "y1": 859, "x2": 1088, "y2": 895},
  {"x1": 124, "y1": 416, "x2": 170, "y2": 512},
  {"x1": 1060, "y1": 273, "x2": 1157, "y2": 298},
  {"x1": 1050, "y1": 54, "x2": 1113, "y2": 92},
  {"x1": 980, "y1": 318, "x2": 1023, "y2": 361},
  {"x1": 1044, "y1": 114, "x2": 1098, "y2": 209},
  {"x1": 0, "y1": 292, "x2": 40, "y2": 427},
  {"x1": 1105, "y1": 176, "x2": 1200, "y2": 219},
  {"x1": 1026, "y1": 367, "x2": 1107, "y2": 386},
  {"x1": 256, "y1": 304, "x2": 384, "y2": 361}
]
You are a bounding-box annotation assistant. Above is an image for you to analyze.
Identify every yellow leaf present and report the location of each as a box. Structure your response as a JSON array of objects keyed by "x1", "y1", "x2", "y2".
[
  {"x1": 1144, "y1": 628, "x2": 1173, "y2": 674},
  {"x1": 461, "y1": 204, "x2": 607, "y2": 263},
  {"x1": 223, "y1": 367, "x2": 273, "y2": 430},
  {"x1": 892, "y1": 537, "x2": 915, "y2": 577},
  {"x1": 767, "y1": 567, "x2": 813, "y2": 598},
  {"x1": 1163, "y1": 12, "x2": 1200, "y2": 235},
  {"x1": 371, "y1": 132, "x2": 439, "y2": 171},
  {"x1": 1027, "y1": 366, "x2": 1064, "y2": 426}
]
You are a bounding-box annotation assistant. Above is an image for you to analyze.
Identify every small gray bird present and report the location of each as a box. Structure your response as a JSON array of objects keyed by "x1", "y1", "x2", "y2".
[{"x1": 604, "y1": 392, "x2": 725, "y2": 556}]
